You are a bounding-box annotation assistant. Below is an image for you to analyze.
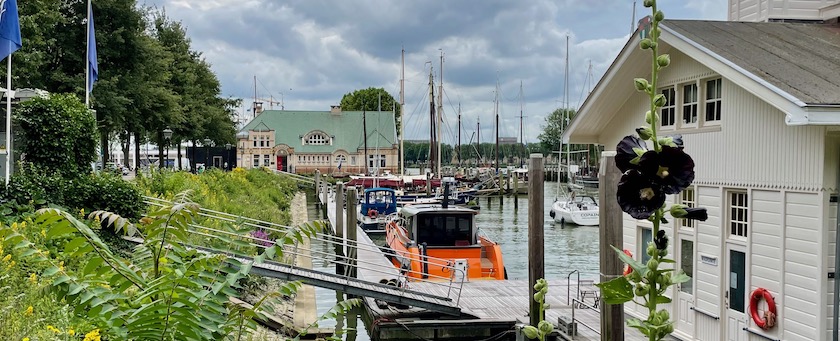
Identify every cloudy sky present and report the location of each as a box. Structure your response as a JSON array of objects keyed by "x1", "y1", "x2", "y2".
[{"x1": 145, "y1": 0, "x2": 727, "y2": 144}]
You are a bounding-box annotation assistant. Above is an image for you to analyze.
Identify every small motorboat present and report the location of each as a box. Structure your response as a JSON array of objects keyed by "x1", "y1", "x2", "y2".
[
  {"x1": 384, "y1": 187, "x2": 506, "y2": 281},
  {"x1": 549, "y1": 193, "x2": 599, "y2": 226},
  {"x1": 357, "y1": 187, "x2": 397, "y2": 232}
]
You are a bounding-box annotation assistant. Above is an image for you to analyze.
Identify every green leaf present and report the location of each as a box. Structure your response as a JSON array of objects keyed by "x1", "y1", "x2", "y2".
[
  {"x1": 595, "y1": 276, "x2": 634, "y2": 305},
  {"x1": 64, "y1": 237, "x2": 88, "y2": 253},
  {"x1": 626, "y1": 318, "x2": 650, "y2": 334},
  {"x1": 42, "y1": 266, "x2": 60, "y2": 277},
  {"x1": 672, "y1": 270, "x2": 691, "y2": 284},
  {"x1": 612, "y1": 245, "x2": 648, "y2": 277},
  {"x1": 654, "y1": 295, "x2": 672, "y2": 304}
]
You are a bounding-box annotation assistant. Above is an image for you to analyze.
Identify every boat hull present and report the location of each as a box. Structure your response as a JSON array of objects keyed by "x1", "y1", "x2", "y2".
[{"x1": 550, "y1": 200, "x2": 599, "y2": 226}]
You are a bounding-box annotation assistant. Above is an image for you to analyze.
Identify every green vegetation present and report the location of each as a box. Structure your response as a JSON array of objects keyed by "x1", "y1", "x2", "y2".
[{"x1": 340, "y1": 87, "x2": 401, "y2": 133}]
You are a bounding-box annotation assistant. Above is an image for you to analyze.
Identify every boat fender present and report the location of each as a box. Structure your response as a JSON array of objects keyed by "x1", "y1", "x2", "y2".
[
  {"x1": 622, "y1": 249, "x2": 634, "y2": 276},
  {"x1": 549, "y1": 210, "x2": 555, "y2": 218},
  {"x1": 749, "y1": 288, "x2": 777, "y2": 330},
  {"x1": 368, "y1": 209, "x2": 378, "y2": 218}
]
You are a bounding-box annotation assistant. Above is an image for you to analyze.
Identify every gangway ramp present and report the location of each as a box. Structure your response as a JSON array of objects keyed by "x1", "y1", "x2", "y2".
[{"x1": 141, "y1": 196, "x2": 463, "y2": 316}]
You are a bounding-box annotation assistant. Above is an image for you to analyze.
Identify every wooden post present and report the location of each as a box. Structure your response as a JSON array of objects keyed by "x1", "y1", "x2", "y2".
[
  {"x1": 599, "y1": 151, "x2": 624, "y2": 340},
  {"x1": 527, "y1": 153, "x2": 544, "y2": 327},
  {"x1": 513, "y1": 173, "x2": 519, "y2": 209},
  {"x1": 334, "y1": 182, "x2": 346, "y2": 275},
  {"x1": 345, "y1": 187, "x2": 358, "y2": 279},
  {"x1": 425, "y1": 172, "x2": 432, "y2": 196},
  {"x1": 315, "y1": 170, "x2": 321, "y2": 205}
]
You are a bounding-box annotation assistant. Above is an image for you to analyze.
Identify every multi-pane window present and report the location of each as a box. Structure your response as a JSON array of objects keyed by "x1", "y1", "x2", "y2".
[
  {"x1": 306, "y1": 133, "x2": 328, "y2": 145},
  {"x1": 680, "y1": 187, "x2": 696, "y2": 229},
  {"x1": 252, "y1": 136, "x2": 257, "y2": 147},
  {"x1": 729, "y1": 191, "x2": 748, "y2": 237},
  {"x1": 682, "y1": 83, "x2": 698, "y2": 124},
  {"x1": 660, "y1": 87, "x2": 676, "y2": 127},
  {"x1": 252, "y1": 154, "x2": 259, "y2": 167},
  {"x1": 379, "y1": 154, "x2": 386, "y2": 167},
  {"x1": 351, "y1": 156, "x2": 356, "y2": 165},
  {"x1": 705, "y1": 78, "x2": 722, "y2": 122},
  {"x1": 263, "y1": 154, "x2": 270, "y2": 166}
]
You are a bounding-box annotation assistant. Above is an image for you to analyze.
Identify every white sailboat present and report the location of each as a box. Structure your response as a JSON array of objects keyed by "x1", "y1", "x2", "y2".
[{"x1": 549, "y1": 35, "x2": 599, "y2": 226}]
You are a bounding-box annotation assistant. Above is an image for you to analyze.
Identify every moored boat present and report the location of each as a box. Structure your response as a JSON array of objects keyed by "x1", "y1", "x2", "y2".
[
  {"x1": 384, "y1": 197, "x2": 505, "y2": 281},
  {"x1": 549, "y1": 193, "x2": 599, "y2": 226},
  {"x1": 357, "y1": 187, "x2": 397, "y2": 232}
]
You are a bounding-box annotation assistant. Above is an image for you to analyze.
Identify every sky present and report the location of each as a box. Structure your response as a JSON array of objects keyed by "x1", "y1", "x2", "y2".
[{"x1": 144, "y1": 0, "x2": 727, "y2": 144}]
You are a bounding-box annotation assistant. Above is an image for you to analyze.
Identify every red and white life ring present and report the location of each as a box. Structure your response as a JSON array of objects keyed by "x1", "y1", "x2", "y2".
[
  {"x1": 623, "y1": 249, "x2": 634, "y2": 276},
  {"x1": 368, "y1": 209, "x2": 378, "y2": 218},
  {"x1": 749, "y1": 288, "x2": 777, "y2": 330}
]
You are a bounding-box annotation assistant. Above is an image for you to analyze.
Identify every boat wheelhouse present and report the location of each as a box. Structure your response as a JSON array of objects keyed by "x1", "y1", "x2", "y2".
[{"x1": 357, "y1": 187, "x2": 397, "y2": 232}]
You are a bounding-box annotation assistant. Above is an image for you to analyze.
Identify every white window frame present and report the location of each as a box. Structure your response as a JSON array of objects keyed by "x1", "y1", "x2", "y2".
[
  {"x1": 679, "y1": 187, "x2": 696, "y2": 230},
  {"x1": 659, "y1": 87, "x2": 676, "y2": 129},
  {"x1": 727, "y1": 190, "x2": 749, "y2": 241},
  {"x1": 681, "y1": 82, "x2": 698, "y2": 127},
  {"x1": 305, "y1": 132, "x2": 329, "y2": 145},
  {"x1": 703, "y1": 78, "x2": 722, "y2": 125}
]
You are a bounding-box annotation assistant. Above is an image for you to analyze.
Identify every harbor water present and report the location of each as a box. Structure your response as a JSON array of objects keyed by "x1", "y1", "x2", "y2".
[{"x1": 305, "y1": 180, "x2": 601, "y2": 340}]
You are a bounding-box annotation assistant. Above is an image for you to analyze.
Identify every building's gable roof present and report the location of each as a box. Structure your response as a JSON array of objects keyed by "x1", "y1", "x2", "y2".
[
  {"x1": 240, "y1": 110, "x2": 397, "y2": 153},
  {"x1": 564, "y1": 20, "x2": 840, "y2": 144},
  {"x1": 666, "y1": 20, "x2": 840, "y2": 106}
]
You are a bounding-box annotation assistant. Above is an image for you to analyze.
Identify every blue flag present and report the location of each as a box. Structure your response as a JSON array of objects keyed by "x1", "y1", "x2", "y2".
[
  {"x1": 0, "y1": 0, "x2": 21, "y2": 61},
  {"x1": 87, "y1": 2, "x2": 98, "y2": 92}
]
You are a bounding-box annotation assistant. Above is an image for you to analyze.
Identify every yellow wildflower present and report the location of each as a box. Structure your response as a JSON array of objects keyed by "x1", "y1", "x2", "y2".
[
  {"x1": 7, "y1": 260, "x2": 14, "y2": 269},
  {"x1": 22, "y1": 338, "x2": 30, "y2": 341},
  {"x1": 29, "y1": 273, "x2": 37, "y2": 284},
  {"x1": 20, "y1": 221, "x2": 25, "y2": 228},
  {"x1": 83, "y1": 329, "x2": 101, "y2": 341},
  {"x1": 94, "y1": 215, "x2": 101, "y2": 224},
  {"x1": 11, "y1": 222, "x2": 17, "y2": 230},
  {"x1": 79, "y1": 208, "x2": 85, "y2": 218},
  {"x1": 40, "y1": 229, "x2": 46, "y2": 237},
  {"x1": 58, "y1": 261, "x2": 64, "y2": 272},
  {"x1": 68, "y1": 329, "x2": 75, "y2": 336},
  {"x1": 24, "y1": 305, "x2": 33, "y2": 316},
  {"x1": 46, "y1": 325, "x2": 61, "y2": 334},
  {"x1": 2, "y1": 254, "x2": 10, "y2": 262}
]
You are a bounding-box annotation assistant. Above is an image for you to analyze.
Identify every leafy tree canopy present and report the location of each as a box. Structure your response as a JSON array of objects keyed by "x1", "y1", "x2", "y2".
[
  {"x1": 538, "y1": 108, "x2": 575, "y2": 154},
  {"x1": 340, "y1": 87, "x2": 401, "y2": 135}
]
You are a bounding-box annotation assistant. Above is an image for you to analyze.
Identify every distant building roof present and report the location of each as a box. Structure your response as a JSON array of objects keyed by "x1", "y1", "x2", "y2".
[
  {"x1": 665, "y1": 20, "x2": 840, "y2": 105},
  {"x1": 240, "y1": 109, "x2": 397, "y2": 153}
]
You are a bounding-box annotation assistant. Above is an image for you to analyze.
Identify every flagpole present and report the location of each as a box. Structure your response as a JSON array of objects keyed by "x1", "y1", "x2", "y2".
[
  {"x1": 5, "y1": 54, "x2": 11, "y2": 185},
  {"x1": 85, "y1": 0, "x2": 90, "y2": 108}
]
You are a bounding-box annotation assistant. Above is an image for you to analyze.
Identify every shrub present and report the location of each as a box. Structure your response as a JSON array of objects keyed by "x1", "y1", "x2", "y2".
[{"x1": 65, "y1": 173, "x2": 144, "y2": 220}]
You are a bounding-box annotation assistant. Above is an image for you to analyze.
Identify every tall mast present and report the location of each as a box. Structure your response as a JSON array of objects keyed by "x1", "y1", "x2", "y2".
[
  {"x1": 437, "y1": 50, "x2": 444, "y2": 178},
  {"x1": 494, "y1": 81, "x2": 500, "y2": 175},
  {"x1": 565, "y1": 35, "x2": 572, "y2": 185},
  {"x1": 428, "y1": 68, "x2": 436, "y2": 178},
  {"x1": 477, "y1": 118, "x2": 481, "y2": 165},
  {"x1": 457, "y1": 103, "x2": 461, "y2": 167},
  {"x1": 363, "y1": 105, "x2": 369, "y2": 175},
  {"x1": 399, "y1": 48, "x2": 405, "y2": 175},
  {"x1": 253, "y1": 75, "x2": 258, "y2": 118},
  {"x1": 519, "y1": 80, "x2": 525, "y2": 168}
]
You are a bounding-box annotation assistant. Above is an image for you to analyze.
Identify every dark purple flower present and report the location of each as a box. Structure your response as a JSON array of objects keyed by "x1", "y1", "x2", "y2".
[
  {"x1": 617, "y1": 170, "x2": 666, "y2": 220},
  {"x1": 616, "y1": 135, "x2": 648, "y2": 173},
  {"x1": 250, "y1": 229, "x2": 274, "y2": 247},
  {"x1": 654, "y1": 230, "x2": 668, "y2": 250},
  {"x1": 638, "y1": 146, "x2": 695, "y2": 195}
]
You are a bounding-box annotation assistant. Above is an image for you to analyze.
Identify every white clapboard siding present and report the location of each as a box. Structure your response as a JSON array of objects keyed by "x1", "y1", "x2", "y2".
[
  {"x1": 729, "y1": 0, "x2": 839, "y2": 21},
  {"x1": 694, "y1": 186, "x2": 722, "y2": 340},
  {"x1": 782, "y1": 192, "x2": 821, "y2": 341},
  {"x1": 825, "y1": 198, "x2": 836, "y2": 340},
  {"x1": 750, "y1": 190, "x2": 784, "y2": 340}
]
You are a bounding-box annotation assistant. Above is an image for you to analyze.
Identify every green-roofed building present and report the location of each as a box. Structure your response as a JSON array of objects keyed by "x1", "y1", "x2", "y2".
[{"x1": 236, "y1": 105, "x2": 398, "y2": 175}]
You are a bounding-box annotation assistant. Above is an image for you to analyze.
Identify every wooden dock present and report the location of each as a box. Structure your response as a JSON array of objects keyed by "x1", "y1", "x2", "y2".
[{"x1": 319, "y1": 182, "x2": 678, "y2": 340}]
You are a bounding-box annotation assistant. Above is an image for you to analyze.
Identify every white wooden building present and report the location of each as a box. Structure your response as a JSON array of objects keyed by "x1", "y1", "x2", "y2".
[{"x1": 563, "y1": 19, "x2": 840, "y2": 341}]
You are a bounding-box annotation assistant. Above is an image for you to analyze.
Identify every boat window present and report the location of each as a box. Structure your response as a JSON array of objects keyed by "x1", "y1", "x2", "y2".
[{"x1": 416, "y1": 214, "x2": 473, "y2": 247}]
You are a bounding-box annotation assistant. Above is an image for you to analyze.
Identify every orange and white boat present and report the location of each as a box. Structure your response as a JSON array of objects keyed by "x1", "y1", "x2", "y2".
[{"x1": 384, "y1": 201, "x2": 506, "y2": 281}]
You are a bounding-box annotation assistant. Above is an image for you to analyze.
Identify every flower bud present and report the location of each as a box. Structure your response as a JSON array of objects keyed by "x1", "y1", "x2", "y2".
[
  {"x1": 522, "y1": 326, "x2": 539, "y2": 339},
  {"x1": 657, "y1": 54, "x2": 670, "y2": 68},
  {"x1": 643, "y1": 0, "x2": 654, "y2": 7},
  {"x1": 647, "y1": 244, "x2": 657, "y2": 257},
  {"x1": 634, "y1": 78, "x2": 650, "y2": 92},
  {"x1": 640, "y1": 38, "x2": 652, "y2": 50},
  {"x1": 636, "y1": 126, "x2": 653, "y2": 140},
  {"x1": 647, "y1": 259, "x2": 659, "y2": 271},
  {"x1": 665, "y1": 324, "x2": 674, "y2": 334},
  {"x1": 645, "y1": 110, "x2": 653, "y2": 124},
  {"x1": 534, "y1": 291, "x2": 545, "y2": 303},
  {"x1": 658, "y1": 248, "x2": 668, "y2": 257},
  {"x1": 669, "y1": 204, "x2": 688, "y2": 218},
  {"x1": 654, "y1": 10, "x2": 665, "y2": 22},
  {"x1": 653, "y1": 94, "x2": 667, "y2": 107},
  {"x1": 539, "y1": 320, "x2": 554, "y2": 334}
]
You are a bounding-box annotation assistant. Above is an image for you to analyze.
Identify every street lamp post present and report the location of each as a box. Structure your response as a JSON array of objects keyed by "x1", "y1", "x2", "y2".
[
  {"x1": 163, "y1": 128, "x2": 173, "y2": 169},
  {"x1": 224, "y1": 143, "x2": 232, "y2": 171}
]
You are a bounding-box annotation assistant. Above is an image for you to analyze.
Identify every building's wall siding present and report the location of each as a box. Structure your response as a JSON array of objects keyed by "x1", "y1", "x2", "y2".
[{"x1": 729, "y1": 0, "x2": 839, "y2": 21}]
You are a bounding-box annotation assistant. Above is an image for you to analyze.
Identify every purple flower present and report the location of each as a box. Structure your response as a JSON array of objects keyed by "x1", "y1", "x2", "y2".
[
  {"x1": 617, "y1": 170, "x2": 666, "y2": 220},
  {"x1": 638, "y1": 146, "x2": 695, "y2": 195},
  {"x1": 250, "y1": 229, "x2": 274, "y2": 247},
  {"x1": 616, "y1": 135, "x2": 648, "y2": 173}
]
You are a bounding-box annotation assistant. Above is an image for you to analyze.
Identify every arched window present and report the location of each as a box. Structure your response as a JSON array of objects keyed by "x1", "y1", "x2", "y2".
[{"x1": 305, "y1": 132, "x2": 329, "y2": 145}]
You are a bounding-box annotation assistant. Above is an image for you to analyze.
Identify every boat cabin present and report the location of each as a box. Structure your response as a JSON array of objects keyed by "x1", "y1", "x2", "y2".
[
  {"x1": 360, "y1": 187, "x2": 397, "y2": 216},
  {"x1": 398, "y1": 205, "x2": 478, "y2": 247}
]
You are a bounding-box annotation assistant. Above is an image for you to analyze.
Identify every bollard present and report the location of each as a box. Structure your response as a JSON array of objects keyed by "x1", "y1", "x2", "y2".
[
  {"x1": 599, "y1": 152, "x2": 625, "y2": 340},
  {"x1": 334, "y1": 182, "x2": 346, "y2": 275},
  {"x1": 345, "y1": 187, "x2": 358, "y2": 279}
]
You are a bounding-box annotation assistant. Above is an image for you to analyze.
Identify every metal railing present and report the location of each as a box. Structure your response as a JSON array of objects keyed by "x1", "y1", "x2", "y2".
[{"x1": 142, "y1": 196, "x2": 465, "y2": 307}]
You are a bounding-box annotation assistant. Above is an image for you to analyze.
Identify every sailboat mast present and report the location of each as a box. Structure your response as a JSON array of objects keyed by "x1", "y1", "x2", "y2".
[
  {"x1": 519, "y1": 80, "x2": 524, "y2": 168},
  {"x1": 253, "y1": 75, "x2": 258, "y2": 118},
  {"x1": 477, "y1": 119, "x2": 481, "y2": 165},
  {"x1": 400, "y1": 48, "x2": 405, "y2": 175},
  {"x1": 457, "y1": 103, "x2": 461, "y2": 167},
  {"x1": 564, "y1": 35, "x2": 572, "y2": 185},
  {"x1": 363, "y1": 106, "x2": 369, "y2": 175},
  {"x1": 494, "y1": 82, "x2": 500, "y2": 175},
  {"x1": 428, "y1": 68, "x2": 437, "y2": 178},
  {"x1": 437, "y1": 50, "x2": 444, "y2": 179}
]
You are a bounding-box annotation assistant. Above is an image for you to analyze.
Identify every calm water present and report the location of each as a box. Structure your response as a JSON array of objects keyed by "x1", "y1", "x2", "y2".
[{"x1": 303, "y1": 180, "x2": 601, "y2": 340}]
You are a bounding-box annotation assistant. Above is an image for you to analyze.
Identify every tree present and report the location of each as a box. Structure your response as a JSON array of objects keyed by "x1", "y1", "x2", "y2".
[
  {"x1": 340, "y1": 87, "x2": 401, "y2": 134},
  {"x1": 537, "y1": 108, "x2": 575, "y2": 155},
  {"x1": 15, "y1": 94, "x2": 98, "y2": 178}
]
